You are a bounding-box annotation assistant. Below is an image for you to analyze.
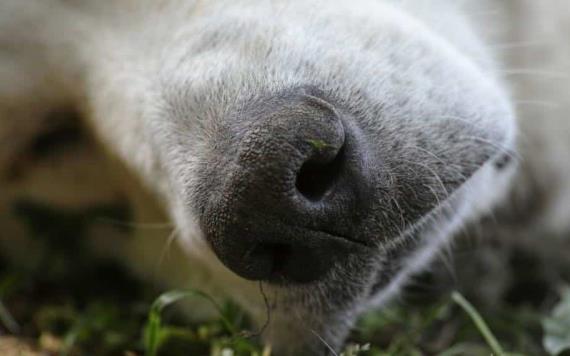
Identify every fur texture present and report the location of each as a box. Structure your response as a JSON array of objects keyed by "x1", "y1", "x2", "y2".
[{"x1": 0, "y1": 1, "x2": 568, "y2": 354}]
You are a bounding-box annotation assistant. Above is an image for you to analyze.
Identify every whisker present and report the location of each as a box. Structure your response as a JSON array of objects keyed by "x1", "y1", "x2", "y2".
[
  {"x1": 500, "y1": 68, "x2": 568, "y2": 79},
  {"x1": 245, "y1": 281, "x2": 272, "y2": 339},
  {"x1": 390, "y1": 196, "x2": 407, "y2": 232},
  {"x1": 515, "y1": 100, "x2": 561, "y2": 110},
  {"x1": 399, "y1": 159, "x2": 450, "y2": 200},
  {"x1": 291, "y1": 310, "x2": 339, "y2": 355},
  {"x1": 490, "y1": 41, "x2": 550, "y2": 50},
  {"x1": 427, "y1": 184, "x2": 444, "y2": 209},
  {"x1": 404, "y1": 144, "x2": 469, "y2": 182},
  {"x1": 156, "y1": 227, "x2": 180, "y2": 270},
  {"x1": 457, "y1": 136, "x2": 521, "y2": 161},
  {"x1": 437, "y1": 115, "x2": 507, "y2": 138},
  {"x1": 95, "y1": 218, "x2": 174, "y2": 230},
  {"x1": 441, "y1": 242, "x2": 457, "y2": 285},
  {"x1": 433, "y1": 117, "x2": 519, "y2": 162},
  {"x1": 432, "y1": 117, "x2": 519, "y2": 162},
  {"x1": 308, "y1": 328, "x2": 338, "y2": 356}
]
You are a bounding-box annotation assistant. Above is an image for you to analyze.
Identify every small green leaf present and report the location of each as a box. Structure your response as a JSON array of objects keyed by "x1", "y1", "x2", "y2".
[
  {"x1": 144, "y1": 289, "x2": 237, "y2": 356},
  {"x1": 306, "y1": 139, "x2": 331, "y2": 151},
  {"x1": 543, "y1": 287, "x2": 570, "y2": 355}
]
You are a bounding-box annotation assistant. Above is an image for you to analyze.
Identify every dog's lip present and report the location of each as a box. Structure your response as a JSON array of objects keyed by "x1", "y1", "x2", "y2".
[
  {"x1": 252, "y1": 227, "x2": 369, "y2": 284},
  {"x1": 306, "y1": 227, "x2": 370, "y2": 248}
]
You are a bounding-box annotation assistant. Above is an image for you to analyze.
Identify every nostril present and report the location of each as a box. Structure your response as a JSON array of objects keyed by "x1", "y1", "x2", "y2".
[{"x1": 296, "y1": 145, "x2": 345, "y2": 202}]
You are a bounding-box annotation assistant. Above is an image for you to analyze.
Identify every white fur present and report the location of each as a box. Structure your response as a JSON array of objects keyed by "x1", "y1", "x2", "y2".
[{"x1": 1, "y1": 0, "x2": 568, "y2": 353}]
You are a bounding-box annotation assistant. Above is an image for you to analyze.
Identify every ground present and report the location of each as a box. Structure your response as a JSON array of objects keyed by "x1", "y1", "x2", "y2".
[{"x1": 0, "y1": 200, "x2": 569, "y2": 356}]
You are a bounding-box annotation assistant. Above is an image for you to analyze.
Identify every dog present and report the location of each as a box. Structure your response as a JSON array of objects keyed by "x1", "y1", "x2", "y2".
[{"x1": 1, "y1": 1, "x2": 568, "y2": 353}]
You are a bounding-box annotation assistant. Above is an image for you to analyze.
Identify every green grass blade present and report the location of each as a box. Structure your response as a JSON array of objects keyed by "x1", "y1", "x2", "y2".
[
  {"x1": 451, "y1": 291, "x2": 506, "y2": 356},
  {"x1": 144, "y1": 289, "x2": 238, "y2": 356},
  {"x1": 0, "y1": 299, "x2": 20, "y2": 334},
  {"x1": 60, "y1": 321, "x2": 82, "y2": 356}
]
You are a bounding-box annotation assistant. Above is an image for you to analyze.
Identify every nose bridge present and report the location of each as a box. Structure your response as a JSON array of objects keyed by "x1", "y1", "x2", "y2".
[{"x1": 246, "y1": 92, "x2": 344, "y2": 151}]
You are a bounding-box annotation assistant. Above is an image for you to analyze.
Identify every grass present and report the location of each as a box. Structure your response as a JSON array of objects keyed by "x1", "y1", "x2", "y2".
[
  {"x1": 450, "y1": 292, "x2": 506, "y2": 356},
  {"x1": 0, "y1": 267, "x2": 559, "y2": 355},
  {"x1": 1, "y1": 200, "x2": 569, "y2": 355},
  {"x1": 0, "y1": 299, "x2": 19, "y2": 335},
  {"x1": 144, "y1": 290, "x2": 238, "y2": 356}
]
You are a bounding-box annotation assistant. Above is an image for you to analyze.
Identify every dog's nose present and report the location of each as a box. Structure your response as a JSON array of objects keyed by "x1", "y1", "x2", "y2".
[{"x1": 201, "y1": 90, "x2": 370, "y2": 283}]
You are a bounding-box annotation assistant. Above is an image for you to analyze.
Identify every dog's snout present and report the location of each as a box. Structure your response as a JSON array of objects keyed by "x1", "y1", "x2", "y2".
[{"x1": 201, "y1": 90, "x2": 370, "y2": 284}]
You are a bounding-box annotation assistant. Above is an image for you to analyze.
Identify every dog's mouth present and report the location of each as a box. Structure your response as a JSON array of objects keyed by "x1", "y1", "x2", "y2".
[{"x1": 239, "y1": 226, "x2": 369, "y2": 284}]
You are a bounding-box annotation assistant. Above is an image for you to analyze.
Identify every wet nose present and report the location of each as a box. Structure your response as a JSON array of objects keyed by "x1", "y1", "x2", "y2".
[{"x1": 201, "y1": 90, "x2": 370, "y2": 283}]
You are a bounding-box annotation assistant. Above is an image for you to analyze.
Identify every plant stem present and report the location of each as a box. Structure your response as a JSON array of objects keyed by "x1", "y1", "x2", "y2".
[{"x1": 451, "y1": 291, "x2": 505, "y2": 356}]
